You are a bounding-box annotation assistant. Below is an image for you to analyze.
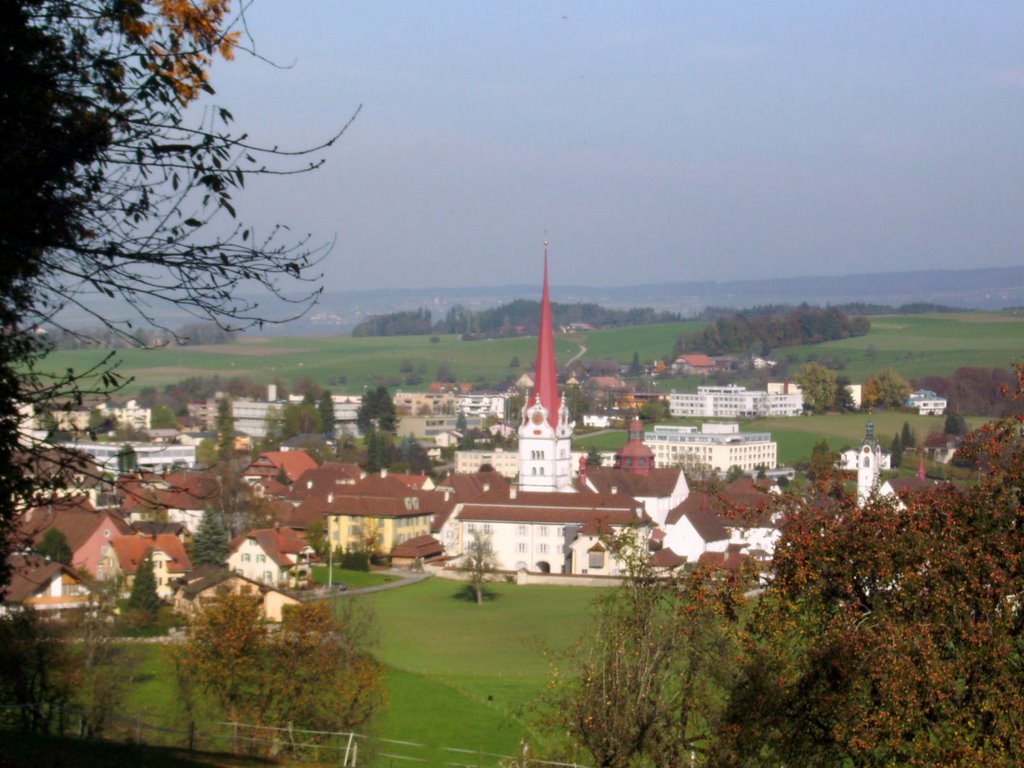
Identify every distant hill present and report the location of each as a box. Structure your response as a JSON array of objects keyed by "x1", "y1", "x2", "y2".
[
  {"x1": 52, "y1": 265, "x2": 1024, "y2": 336},
  {"x1": 302, "y1": 266, "x2": 1024, "y2": 335}
]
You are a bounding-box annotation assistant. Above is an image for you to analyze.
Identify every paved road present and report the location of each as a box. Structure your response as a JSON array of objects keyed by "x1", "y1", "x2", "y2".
[{"x1": 332, "y1": 568, "x2": 431, "y2": 597}]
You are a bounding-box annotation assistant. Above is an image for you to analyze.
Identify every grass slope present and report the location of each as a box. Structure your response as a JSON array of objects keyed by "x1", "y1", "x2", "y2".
[{"x1": 355, "y1": 577, "x2": 603, "y2": 757}]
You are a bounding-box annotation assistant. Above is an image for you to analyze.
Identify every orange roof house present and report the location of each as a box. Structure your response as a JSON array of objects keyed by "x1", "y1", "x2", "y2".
[
  {"x1": 20, "y1": 496, "x2": 131, "y2": 577},
  {"x1": 101, "y1": 533, "x2": 192, "y2": 598},
  {"x1": 243, "y1": 451, "x2": 319, "y2": 485}
]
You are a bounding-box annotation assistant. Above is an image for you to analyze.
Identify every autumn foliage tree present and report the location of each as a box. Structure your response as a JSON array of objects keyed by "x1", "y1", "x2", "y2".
[
  {"x1": 711, "y1": 364, "x2": 1024, "y2": 767},
  {"x1": 176, "y1": 594, "x2": 385, "y2": 745},
  {"x1": 1, "y1": 0, "x2": 352, "y2": 585},
  {"x1": 548, "y1": 530, "x2": 752, "y2": 768}
]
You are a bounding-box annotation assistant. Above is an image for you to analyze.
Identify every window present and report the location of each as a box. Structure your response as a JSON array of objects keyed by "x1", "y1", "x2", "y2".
[
  {"x1": 538, "y1": 526, "x2": 548, "y2": 537},
  {"x1": 483, "y1": 524, "x2": 492, "y2": 534},
  {"x1": 349, "y1": 524, "x2": 360, "y2": 536},
  {"x1": 263, "y1": 571, "x2": 272, "y2": 582},
  {"x1": 539, "y1": 544, "x2": 548, "y2": 554},
  {"x1": 241, "y1": 553, "x2": 251, "y2": 562},
  {"x1": 517, "y1": 525, "x2": 527, "y2": 536},
  {"x1": 256, "y1": 554, "x2": 266, "y2": 563},
  {"x1": 516, "y1": 543, "x2": 526, "y2": 553},
  {"x1": 467, "y1": 523, "x2": 476, "y2": 533},
  {"x1": 589, "y1": 550, "x2": 605, "y2": 569}
]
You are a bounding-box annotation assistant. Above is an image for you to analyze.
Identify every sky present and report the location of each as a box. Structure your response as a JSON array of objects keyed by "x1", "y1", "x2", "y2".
[{"x1": 204, "y1": 1, "x2": 1024, "y2": 292}]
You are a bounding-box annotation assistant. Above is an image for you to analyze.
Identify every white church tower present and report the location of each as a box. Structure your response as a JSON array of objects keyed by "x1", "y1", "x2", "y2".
[
  {"x1": 856, "y1": 420, "x2": 882, "y2": 506},
  {"x1": 518, "y1": 243, "x2": 574, "y2": 492}
]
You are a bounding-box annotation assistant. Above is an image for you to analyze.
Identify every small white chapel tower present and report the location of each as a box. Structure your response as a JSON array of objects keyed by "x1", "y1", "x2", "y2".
[
  {"x1": 518, "y1": 242, "x2": 574, "y2": 492},
  {"x1": 856, "y1": 420, "x2": 882, "y2": 506}
]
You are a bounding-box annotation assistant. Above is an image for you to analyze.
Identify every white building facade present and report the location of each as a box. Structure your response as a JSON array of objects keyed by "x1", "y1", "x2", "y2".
[
  {"x1": 669, "y1": 385, "x2": 803, "y2": 418},
  {"x1": 644, "y1": 423, "x2": 777, "y2": 473}
]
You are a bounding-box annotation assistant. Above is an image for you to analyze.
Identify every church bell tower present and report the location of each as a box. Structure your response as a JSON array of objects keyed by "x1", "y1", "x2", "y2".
[{"x1": 518, "y1": 242, "x2": 574, "y2": 492}]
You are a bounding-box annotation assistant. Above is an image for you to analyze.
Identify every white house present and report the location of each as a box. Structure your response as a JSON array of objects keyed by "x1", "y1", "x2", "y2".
[{"x1": 906, "y1": 390, "x2": 947, "y2": 415}]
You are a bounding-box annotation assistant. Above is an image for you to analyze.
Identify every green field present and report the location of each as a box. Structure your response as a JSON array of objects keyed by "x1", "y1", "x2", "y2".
[
  {"x1": 574, "y1": 412, "x2": 990, "y2": 467},
  {"x1": 771, "y1": 313, "x2": 1024, "y2": 381},
  {"x1": 32, "y1": 312, "x2": 1024, "y2": 396},
  {"x1": 119, "y1": 578, "x2": 602, "y2": 763},
  {"x1": 359, "y1": 577, "x2": 602, "y2": 760}
]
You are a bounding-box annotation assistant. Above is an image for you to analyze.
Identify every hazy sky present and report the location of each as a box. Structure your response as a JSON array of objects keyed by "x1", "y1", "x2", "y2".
[{"x1": 205, "y1": 1, "x2": 1024, "y2": 291}]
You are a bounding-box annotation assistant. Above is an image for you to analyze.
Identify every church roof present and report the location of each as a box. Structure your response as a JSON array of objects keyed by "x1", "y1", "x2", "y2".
[{"x1": 526, "y1": 244, "x2": 560, "y2": 428}]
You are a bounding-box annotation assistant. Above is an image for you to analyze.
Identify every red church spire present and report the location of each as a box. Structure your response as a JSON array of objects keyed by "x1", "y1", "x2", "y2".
[{"x1": 528, "y1": 241, "x2": 561, "y2": 428}]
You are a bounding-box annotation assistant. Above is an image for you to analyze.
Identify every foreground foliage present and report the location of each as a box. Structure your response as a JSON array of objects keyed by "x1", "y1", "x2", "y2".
[{"x1": 712, "y1": 365, "x2": 1024, "y2": 766}]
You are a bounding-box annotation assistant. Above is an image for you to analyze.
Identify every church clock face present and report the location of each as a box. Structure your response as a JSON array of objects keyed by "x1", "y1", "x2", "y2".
[{"x1": 532, "y1": 412, "x2": 544, "y2": 425}]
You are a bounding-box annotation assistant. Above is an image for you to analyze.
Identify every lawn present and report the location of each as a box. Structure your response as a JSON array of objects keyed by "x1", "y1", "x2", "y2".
[
  {"x1": 352, "y1": 577, "x2": 605, "y2": 759},
  {"x1": 309, "y1": 564, "x2": 397, "y2": 589}
]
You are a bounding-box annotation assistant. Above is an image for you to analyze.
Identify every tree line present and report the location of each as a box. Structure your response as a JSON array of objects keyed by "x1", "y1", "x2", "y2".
[
  {"x1": 676, "y1": 304, "x2": 870, "y2": 357},
  {"x1": 351, "y1": 300, "x2": 682, "y2": 337}
]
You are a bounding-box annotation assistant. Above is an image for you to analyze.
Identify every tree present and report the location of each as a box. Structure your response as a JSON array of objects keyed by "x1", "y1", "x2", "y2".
[
  {"x1": 36, "y1": 528, "x2": 72, "y2": 565},
  {"x1": 461, "y1": 529, "x2": 497, "y2": 605},
  {"x1": 795, "y1": 362, "x2": 838, "y2": 412},
  {"x1": 714, "y1": 372, "x2": 1024, "y2": 767},
  {"x1": 125, "y1": 552, "x2": 160, "y2": 624},
  {"x1": 176, "y1": 594, "x2": 385, "y2": 736},
  {"x1": 1, "y1": 0, "x2": 351, "y2": 586},
  {"x1": 902, "y1": 419, "x2": 917, "y2": 449},
  {"x1": 864, "y1": 368, "x2": 912, "y2": 408},
  {"x1": 945, "y1": 411, "x2": 969, "y2": 437},
  {"x1": 639, "y1": 400, "x2": 668, "y2": 422},
  {"x1": 192, "y1": 508, "x2": 229, "y2": 568},
  {"x1": 357, "y1": 386, "x2": 396, "y2": 434},
  {"x1": 509, "y1": 355, "x2": 520, "y2": 368},
  {"x1": 280, "y1": 401, "x2": 322, "y2": 440},
  {"x1": 116, "y1": 443, "x2": 137, "y2": 473},
  {"x1": 318, "y1": 390, "x2": 335, "y2": 437},
  {"x1": 547, "y1": 529, "x2": 751, "y2": 768},
  {"x1": 586, "y1": 446, "x2": 605, "y2": 469},
  {"x1": 807, "y1": 438, "x2": 836, "y2": 479},
  {"x1": 890, "y1": 432, "x2": 904, "y2": 468},
  {"x1": 628, "y1": 351, "x2": 643, "y2": 376},
  {"x1": 835, "y1": 374, "x2": 857, "y2": 412},
  {"x1": 215, "y1": 398, "x2": 235, "y2": 461},
  {"x1": 196, "y1": 437, "x2": 218, "y2": 467},
  {"x1": 150, "y1": 404, "x2": 177, "y2": 430}
]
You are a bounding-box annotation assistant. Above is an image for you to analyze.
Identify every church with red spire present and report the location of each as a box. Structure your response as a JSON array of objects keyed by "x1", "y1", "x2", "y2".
[{"x1": 517, "y1": 243, "x2": 574, "y2": 492}]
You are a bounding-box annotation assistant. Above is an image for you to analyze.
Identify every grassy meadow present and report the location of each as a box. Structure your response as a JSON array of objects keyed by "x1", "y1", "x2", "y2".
[
  {"x1": 33, "y1": 312, "x2": 1024, "y2": 397},
  {"x1": 574, "y1": 411, "x2": 990, "y2": 467},
  {"x1": 119, "y1": 578, "x2": 602, "y2": 764}
]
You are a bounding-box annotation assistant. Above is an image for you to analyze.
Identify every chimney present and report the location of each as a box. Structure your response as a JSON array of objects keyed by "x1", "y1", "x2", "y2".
[
  {"x1": 444, "y1": 490, "x2": 451, "y2": 502},
  {"x1": 610, "y1": 485, "x2": 618, "y2": 495},
  {"x1": 381, "y1": 468, "x2": 388, "y2": 478},
  {"x1": 482, "y1": 482, "x2": 490, "y2": 493},
  {"x1": 327, "y1": 492, "x2": 334, "y2": 504},
  {"x1": 578, "y1": 455, "x2": 588, "y2": 486},
  {"x1": 306, "y1": 480, "x2": 313, "y2": 490},
  {"x1": 510, "y1": 487, "x2": 517, "y2": 500}
]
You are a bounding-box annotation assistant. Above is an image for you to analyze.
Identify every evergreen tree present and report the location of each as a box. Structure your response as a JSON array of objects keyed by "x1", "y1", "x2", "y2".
[
  {"x1": 216, "y1": 397, "x2": 235, "y2": 460},
  {"x1": 944, "y1": 412, "x2": 969, "y2": 437},
  {"x1": 318, "y1": 390, "x2": 335, "y2": 436},
  {"x1": 901, "y1": 421, "x2": 916, "y2": 449},
  {"x1": 37, "y1": 528, "x2": 72, "y2": 565},
  {"x1": 192, "y1": 508, "x2": 229, "y2": 568},
  {"x1": 126, "y1": 551, "x2": 161, "y2": 622},
  {"x1": 890, "y1": 433, "x2": 903, "y2": 468},
  {"x1": 116, "y1": 444, "x2": 137, "y2": 473},
  {"x1": 629, "y1": 351, "x2": 643, "y2": 376}
]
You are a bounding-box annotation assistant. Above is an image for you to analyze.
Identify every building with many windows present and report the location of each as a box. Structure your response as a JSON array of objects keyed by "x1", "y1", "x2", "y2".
[
  {"x1": 669, "y1": 385, "x2": 803, "y2": 418},
  {"x1": 644, "y1": 423, "x2": 777, "y2": 473}
]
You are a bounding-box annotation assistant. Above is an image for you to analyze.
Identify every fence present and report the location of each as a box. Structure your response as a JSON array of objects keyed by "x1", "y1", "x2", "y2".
[{"x1": 1, "y1": 704, "x2": 592, "y2": 768}]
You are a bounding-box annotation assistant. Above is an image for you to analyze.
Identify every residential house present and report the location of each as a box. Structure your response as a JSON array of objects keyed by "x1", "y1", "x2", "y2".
[
  {"x1": 20, "y1": 495, "x2": 132, "y2": 576},
  {"x1": 671, "y1": 354, "x2": 716, "y2": 375},
  {"x1": 1, "y1": 554, "x2": 96, "y2": 615},
  {"x1": 906, "y1": 389, "x2": 948, "y2": 415},
  {"x1": 100, "y1": 533, "x2": 192, "y2": 598},
  {"x1": 174, "y1": 565, "x2": 299, "y2": 622},
  {"x1": 227, "y1": 527, "x2": 318, "y2": 587},
  {"x1": 243, "y1": 450, "x2": 318, "y2": 486},
  {"x1": 390, "y1": 534, "x2": 444, "y2": 569}
]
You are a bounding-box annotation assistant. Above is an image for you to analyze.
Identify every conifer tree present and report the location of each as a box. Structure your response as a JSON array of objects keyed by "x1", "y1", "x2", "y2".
[
  {"x1": 37, "y1": 528, "x2": 72, "y2": 565},
  {"x1": 126, "y1": 552, "x2": 161, "y2": 622},
  {"x1": 192, "y1": 508, "x2": 229, "y2": 568},
  {"x1": 901, "y1": 420, "x2": 916, "y2": 449},
  {"x1": 890, "y1": 433, "x2": 903, "y2": 468}
]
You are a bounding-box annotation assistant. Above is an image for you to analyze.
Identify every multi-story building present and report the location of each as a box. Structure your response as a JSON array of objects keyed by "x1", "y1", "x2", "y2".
[
  {"x1": 455, "y1": 392, "x2": 508, "y2": 420},
  {"x1": 906, "y1": 390, "x2": 947, "y2": 415},
  {"x1": 669, "y1": 385, "x2": 803, "y2": 418},
  {"x1": 454, "y1": 448, "x2": 519, "y2": 478},
  {"x1": 56, "y1": 440, "x2": 196, "y2": 473},
  {"x1": 394, "y1": 390, "x2": 456, "y2": 416},
  {"x1": 644, "y1": 423, "x2": 777, "y2": 473}
]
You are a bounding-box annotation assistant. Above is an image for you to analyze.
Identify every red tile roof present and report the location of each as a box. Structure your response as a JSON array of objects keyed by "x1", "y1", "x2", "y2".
[
  {"x1": 3, "y1": 554, "x2": 87, "y2": 604},
  {"x1": 584, "y1": 467, "x2": 684, "y2": 498},
  {"x1": 391, "y1": 534, "x2": 443, "y2": 561},
  {"x1": 244, "y1": 451, "x2": 319, "y2": 483},
  {"x1": 229, "y1": 527, "x2": 316, "y2": 568},
  {"x1": 109, "y1": 533, "x2": 192, "y2": 575},
  {"x1": 20, "y1": 496, "x2": 130, "y2": 555}
]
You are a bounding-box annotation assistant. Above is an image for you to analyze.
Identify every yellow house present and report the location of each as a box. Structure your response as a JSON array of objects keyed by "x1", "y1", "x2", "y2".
[{"x1": 325, "y1": 494, "x2": 433, "y2": 555}]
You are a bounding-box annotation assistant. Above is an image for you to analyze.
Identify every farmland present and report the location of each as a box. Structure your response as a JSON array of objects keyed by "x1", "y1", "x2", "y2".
[{"x1": 34, "y1": 313, "x2": 1023, "y2": 397}]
